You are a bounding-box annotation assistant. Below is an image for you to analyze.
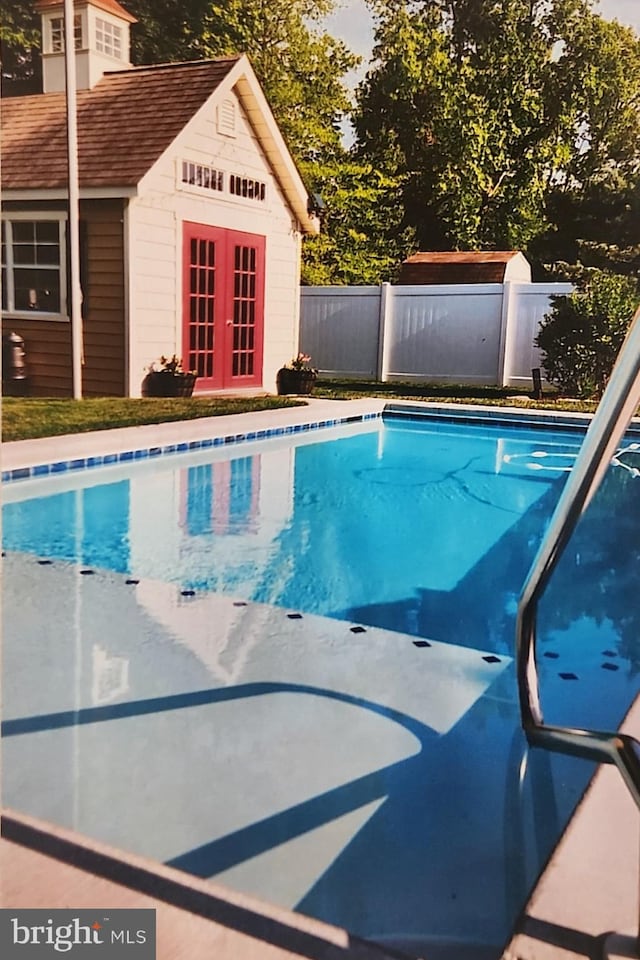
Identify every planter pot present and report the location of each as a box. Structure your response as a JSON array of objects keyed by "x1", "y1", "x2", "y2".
[
  {"x1": 142, "y1": 371, "x2": 197, "y2": 398},
  {"x1": 277, "y1": 368, "x2": 317, "y2": 396}
]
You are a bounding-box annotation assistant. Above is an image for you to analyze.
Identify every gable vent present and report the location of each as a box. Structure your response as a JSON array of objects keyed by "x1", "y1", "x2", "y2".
[{"x1": 217, "y1": 99, "x2": 237, "y2": 137}]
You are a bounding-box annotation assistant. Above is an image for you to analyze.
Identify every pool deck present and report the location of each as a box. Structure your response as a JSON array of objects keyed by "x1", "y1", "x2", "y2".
[
  {"x1": 3, "y1": 397, "x2": 640, "y2": 960},
  {"x1": 502, "y1": 692, "x2": 640, "y2": 960}
]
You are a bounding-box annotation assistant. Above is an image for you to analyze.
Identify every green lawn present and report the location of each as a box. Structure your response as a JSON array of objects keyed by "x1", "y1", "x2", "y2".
[
  {"x1": 2, "y1": 381, "x2": 598, "y2": 442},
  {"x1": 1, "y1": 395, "x2": 305, "y2": 442}
]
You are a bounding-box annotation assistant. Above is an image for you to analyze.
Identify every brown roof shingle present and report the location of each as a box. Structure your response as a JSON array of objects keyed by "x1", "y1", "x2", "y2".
[
  {"x1": 1, "y1": 58, "x2": 240, "y2": 191},
  {"x1": 35, "y1": 0, "x2": 138, "y2": 24},
  {"x1": 397, "y1": 251, "x2": 522, "y2": 285}
]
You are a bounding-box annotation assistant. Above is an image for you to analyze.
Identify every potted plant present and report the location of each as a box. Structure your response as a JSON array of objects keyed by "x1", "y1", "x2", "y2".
[
  {"x1": 141, "y1": 355, "x2": 197, "y2": 398},
  {"x1": 277, "y1": 353, "x2": 318, "y2": 395}
]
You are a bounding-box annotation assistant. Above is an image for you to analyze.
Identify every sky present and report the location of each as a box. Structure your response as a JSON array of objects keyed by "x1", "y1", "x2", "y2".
[{"x1": 324, "y1": 0, "x2": 640, "y2": 79}]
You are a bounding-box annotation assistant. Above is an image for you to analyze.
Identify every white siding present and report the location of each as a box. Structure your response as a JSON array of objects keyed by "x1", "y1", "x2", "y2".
[{"x1": 127, "y1": 85, "x2": 301, "y2": 396}]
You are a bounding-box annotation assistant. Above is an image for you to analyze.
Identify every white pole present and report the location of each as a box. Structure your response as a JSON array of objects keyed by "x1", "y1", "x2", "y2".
[{"x1": 64, "y1": 0, "x2": 83, "y2": 399}]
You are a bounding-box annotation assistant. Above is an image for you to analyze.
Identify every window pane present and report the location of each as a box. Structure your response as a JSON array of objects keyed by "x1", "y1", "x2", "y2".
[
  {"x1": 13, "y1": 244, "x2": 36, "y2": 265},
  {"x1": 12, "y1": 222, "x2": 35, "y2": 244},
  {"x1": 37, "y1": 245, "x2": 59, "y2": 266},
  {"x1": 36, "y1": 221, "x2": 59, "y2": 243},
  {"x1": 14, "y1": 268, "x2": 60, "y2": 313}
]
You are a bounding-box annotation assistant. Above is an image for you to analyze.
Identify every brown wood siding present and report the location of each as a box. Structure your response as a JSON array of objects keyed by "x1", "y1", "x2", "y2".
[
  {"x1": 82, "y1": 199, "x2": 126, "y2": 397},
  {"x1": 2, "y1": 199, "x2": 126, "y2": 396},
  {"x1": 1, "y1": 317, "x2": 72, "y2": 396}
]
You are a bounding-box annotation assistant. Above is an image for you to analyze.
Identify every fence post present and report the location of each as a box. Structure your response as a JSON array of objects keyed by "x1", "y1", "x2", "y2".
[
  {"x1": 378, "y1": 282, "x2": 393, "y2": 382},
  {"x1": 497, "y1": 281, "x2": 517, "y2": 387}
]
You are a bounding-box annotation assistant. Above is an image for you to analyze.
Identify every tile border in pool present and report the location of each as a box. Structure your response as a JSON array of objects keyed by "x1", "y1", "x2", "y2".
[
  {"x1": 4, "y1": 397, "x2": 640, "y2": 486},
  {"x1": 2, "y1": 401, "x2": 384, "y2": 483}
]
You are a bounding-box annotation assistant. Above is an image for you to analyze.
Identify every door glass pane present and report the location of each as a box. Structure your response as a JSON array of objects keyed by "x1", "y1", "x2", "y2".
[{"x1": 186, "y1": 233, "x2": 216, "y2": 380}]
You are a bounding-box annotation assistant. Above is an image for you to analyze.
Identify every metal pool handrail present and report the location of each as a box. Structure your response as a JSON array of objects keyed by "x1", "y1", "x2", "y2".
[{"x1": 516, "y1": 304, "x2": 640, "y2": 813}]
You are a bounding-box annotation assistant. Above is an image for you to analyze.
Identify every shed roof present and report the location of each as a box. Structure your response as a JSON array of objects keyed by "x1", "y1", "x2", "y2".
[
  {"x1": 1, "y1": 58, "x2": 239, "y2": 190},
  {"x1": 397, "y1": 251, "x2": 526, "y2": 285},
  {"x1": 34, "y1": 0, "x2": 138, "y2": 23}
]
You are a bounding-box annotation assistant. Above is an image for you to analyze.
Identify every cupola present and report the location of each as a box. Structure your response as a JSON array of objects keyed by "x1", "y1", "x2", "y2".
[{"x1": 35, "y1": 0, "x2": 137, "y2": 93}]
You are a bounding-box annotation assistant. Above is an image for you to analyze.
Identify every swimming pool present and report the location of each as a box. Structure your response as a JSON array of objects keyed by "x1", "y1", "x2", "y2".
[{"x1": 4, "y1": 411, "x2": 640, "y2": 957}]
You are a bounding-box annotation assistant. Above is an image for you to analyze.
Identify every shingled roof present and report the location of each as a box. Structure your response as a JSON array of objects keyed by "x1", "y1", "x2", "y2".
[
  {"x1": 397, "y1": 251, "x2": 529, "y2": 285},
  {"x1": 34, "y1": 0, "x2": 137, "y2": 24},
  {"x1": 1, "y1": 58, "x2": 240, "y2": 191}
]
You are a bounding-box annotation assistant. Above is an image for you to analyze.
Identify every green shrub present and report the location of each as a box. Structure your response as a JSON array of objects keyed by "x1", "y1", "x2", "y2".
[{"x1": 535, "y1": 270, "x2": 640, "y2": 398}]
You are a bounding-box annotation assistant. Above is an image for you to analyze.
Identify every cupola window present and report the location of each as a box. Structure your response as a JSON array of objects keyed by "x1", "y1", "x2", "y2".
[
  {"x1": 50, "y1": 15, "x2": 82, "y2": 53},
  {"x1": 95, "y1": 17, "x2": 122, "y2": 59}
]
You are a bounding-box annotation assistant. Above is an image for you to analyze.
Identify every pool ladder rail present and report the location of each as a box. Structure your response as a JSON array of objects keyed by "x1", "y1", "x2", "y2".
[{"x1": 516, "y1": 305, "x2": 640, "y2": 945}]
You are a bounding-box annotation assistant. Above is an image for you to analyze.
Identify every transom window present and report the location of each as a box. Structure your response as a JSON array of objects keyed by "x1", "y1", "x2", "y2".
[
  {"x1": 95, "y1": 17, "x2": 122, "y2": 59},
  {"x1": 229, "y1": 175, "x2": 266, "y2": 202},
  {"x1": 50, "y1": 15, "x2": 82, "y2": 53},
  {"x1": 181, "y1": 161, "x2": 224, "y2": 193},
  {"x1": 1, "y1": 219, "x2": 66, "y2": 317}
]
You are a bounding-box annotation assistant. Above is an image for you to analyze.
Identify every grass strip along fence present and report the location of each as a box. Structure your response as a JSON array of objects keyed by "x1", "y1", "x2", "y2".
[{"x1": 2, "y1": 381, "x2": 597, "y2": 442}]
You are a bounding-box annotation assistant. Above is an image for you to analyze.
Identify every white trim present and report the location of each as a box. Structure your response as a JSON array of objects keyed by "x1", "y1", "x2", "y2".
[
  {"x1": 228, "y1": 61, "x2": 318, "y2": 234},
  {"x1": 123, "y1": 198, "x2": 132, "y2": 396},
  {"x1": 2, "y1": 210, "x2": 68, "y2": 221},
  {"x1": 3, "y1": 312, "x2": 70, "y2": 323},
  {"x1": 2, "y1": 188, "x2": 137, "y2": 201}
]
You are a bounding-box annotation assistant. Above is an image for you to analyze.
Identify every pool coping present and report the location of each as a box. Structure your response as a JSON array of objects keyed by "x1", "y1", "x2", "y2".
[
  {"x1": 1, "y1": 807, "x2": 405, "y2": 960},
  {"x1": 5, "y1": 396, "x2": 639, "y2": 485},
  {"x1": 502, "y1": 690, "x2": 640, "y2": 960}
]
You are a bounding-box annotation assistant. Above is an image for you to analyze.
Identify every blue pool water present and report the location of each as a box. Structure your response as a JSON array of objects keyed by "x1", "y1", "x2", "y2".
[{"x1": 4, "y1": 414, "x2": 640, "y2": 955}]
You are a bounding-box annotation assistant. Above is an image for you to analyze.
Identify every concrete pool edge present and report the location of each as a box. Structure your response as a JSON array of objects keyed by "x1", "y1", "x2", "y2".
[
  {"x1": 502, "y1": 690, "x2": 640, "y2": 960},
  {"x1": 6, "y1": 395, "x2": 640, "y2": 483},
  {"x1": 0, "y1": 807, "x2": 406, "y2": 960}
]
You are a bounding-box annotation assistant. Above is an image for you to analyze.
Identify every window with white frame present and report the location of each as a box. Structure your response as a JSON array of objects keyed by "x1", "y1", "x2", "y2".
[
  {"x1": 95, "y1": 18, "x2": 122, "y2": 59},
  {"x1": 1, "y1": 218, "x2": 66, "y2": 317},
  {"x1": 50, "y1": 15, "x2": 83, "y2": 53}
]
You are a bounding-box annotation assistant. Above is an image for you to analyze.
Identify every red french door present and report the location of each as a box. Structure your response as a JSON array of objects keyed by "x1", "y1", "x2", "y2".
[{"x1": 182, "y1": 222, "x2": 265, "y2": 390}]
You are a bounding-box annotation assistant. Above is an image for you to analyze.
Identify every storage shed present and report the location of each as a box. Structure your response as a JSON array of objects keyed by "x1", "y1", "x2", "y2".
[
  {"x1": 1, "y1": 0, "x2": 319, "y2": 397},
  {"x1": 397, "y1": 251, "x2": 532, "y2": 286}
]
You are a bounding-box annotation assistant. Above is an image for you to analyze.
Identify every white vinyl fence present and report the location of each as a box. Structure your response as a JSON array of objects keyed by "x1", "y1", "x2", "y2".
[{"x1": 300, "y1": 281, "x2": 572, "y2": 388}]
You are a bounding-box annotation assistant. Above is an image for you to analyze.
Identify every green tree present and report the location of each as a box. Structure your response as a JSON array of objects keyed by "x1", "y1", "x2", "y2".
[
  {"x1": 0, "y1": 0, "x2": 41, "y2": 93},
  {"x1": 300, "y1": 158, "x2": 414, "y2": 284},
  {"x1": 528, "y1": 15, "x2": 640, "y2": 277},
  {"x1": 126, "y1": 0, "x2": 358, "y2": 160},
  {"x1": 355, "y1": 0, "x2": 640, "y2": 258},
  {"x1": 535, "y1": 270, "x2": 640, "y2": 397}
]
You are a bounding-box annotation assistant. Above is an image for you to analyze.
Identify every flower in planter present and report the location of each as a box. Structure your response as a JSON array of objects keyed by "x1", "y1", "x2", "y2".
[
  {"x1": 146, "y1": 355, "x2": 195, "y2": 376},
  {"x1": 277, "y1": 354, "x2": 318, "y2": 395},
  {"x1": 142, "y1": 355, "x2": 198, "y2": 398},
  {"x1": 285, "y1": 353, "x2": 318, "y2": 373}
]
